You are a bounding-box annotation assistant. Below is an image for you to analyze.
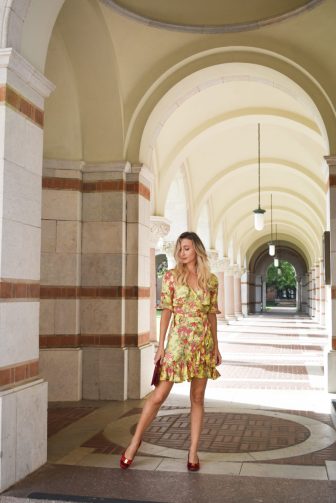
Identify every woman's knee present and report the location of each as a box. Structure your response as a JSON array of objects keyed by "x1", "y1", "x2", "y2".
[
  {"x1": 150, "y1": 390, "x2": 167, "y2": 407},
  {"x1": 190, "y1": 392, "x2": 205, "y2": 406}
]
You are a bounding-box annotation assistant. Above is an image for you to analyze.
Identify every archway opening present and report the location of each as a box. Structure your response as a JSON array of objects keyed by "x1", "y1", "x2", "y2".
[{"x1": 266, "y1": 260, "x2": 297, "y2": 313}]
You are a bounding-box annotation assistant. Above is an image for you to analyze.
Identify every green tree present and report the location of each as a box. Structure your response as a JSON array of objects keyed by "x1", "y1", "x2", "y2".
[{"x1": 267, "y1": 261, "x2": 296, "y2": 293}]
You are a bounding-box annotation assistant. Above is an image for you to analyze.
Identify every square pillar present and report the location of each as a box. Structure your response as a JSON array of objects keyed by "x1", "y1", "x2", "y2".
[
  {"x1": 0, "y1": 48, "x2": 54, "y2": 491},
  {"x1": 241, "y1": 269, "x2": 249, "y2": 317},
  {"x1": 325, "y1": 156, "x2": 336, "y2": 391},
  {"x1": 39, "y1": 159, "x2": 82, "y2": 401},
  {"x1": 125, "y1": 166, "x2": 154, "y2": 398}
]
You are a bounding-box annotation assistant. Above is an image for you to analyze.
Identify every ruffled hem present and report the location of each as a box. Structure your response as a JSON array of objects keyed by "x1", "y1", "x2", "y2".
[{"x1": 159, "y1": 360, "x2": 220, "y2": 383}]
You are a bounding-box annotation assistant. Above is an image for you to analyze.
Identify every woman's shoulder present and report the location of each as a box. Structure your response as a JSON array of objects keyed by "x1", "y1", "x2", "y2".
[
  {"x1": 162, "y1": 269, "x2": 176, "y2": 282},
  {"x1": 209, "y1": 272, "x2": 218, "y2": 287}
]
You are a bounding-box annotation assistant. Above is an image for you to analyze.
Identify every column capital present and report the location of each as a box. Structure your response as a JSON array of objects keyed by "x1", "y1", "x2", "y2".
[
  {"x1": 324, "y1": 155, "x2": 336, "y2": 168},
  {"x1": 162, "y1": 240, "x2": 176, "y2": 269},
  {"x1": 207, "y1": 249, "x2": 219, "y2": 271},
  {"x1": 150, "y1": 216, "x2": 170, "y2": 248},
  {"x1": 0, "y1": 48, "x2": 55, "y2": 106}
]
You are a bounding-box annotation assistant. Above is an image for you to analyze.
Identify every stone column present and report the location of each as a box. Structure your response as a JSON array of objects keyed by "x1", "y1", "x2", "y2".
[
  {"x1": 162, "y1": 240, "x2": 176, "y2": 269},
  {"x1": 301, "y1": 272, "x2": 309, "y2": 314},
  {"x1": 325, "y1": 156, "x2": 336, "y2": 391},
  {"x1": 223, "y1": 260, "x2": 235, "y2": 322},
  {"x1": 241, "y1": 269, "x2": 249, "y2": 317},
  {"x1": 314, "y1": 262, "x2": 321, "y2": 323},
  {"x1": 233, "y1": 266, "x2": 243, "y2": 319},
  {"x1": 254, "y1": 275, "x2": 263, "y2": 313},
  {"x1": 319, "y1": 258, "x2": 326, "y2": 326},
  {"x1": 0, "y1": 49, "x2": 54, "y2": 492},
  {"x1": 262, "y1": 279, "x2": 267, "y2": 312},
  {"x1": 39, "y1": 159, "x2": 82, "y2": 402},
  {"x1": 296, "y1": 277, "x2": 301, "y2": 312},
  {"x1": 149, "y1": 216, "x2": 170, "y2": 342},
  {"x1": 215, "y1": 260, "x2": 225, "y2": 320},
  {"x1": 125, "y1": 165, "x2": 154, "y2": 399},
  {"x1": 308, "y1": 269, "x2": 314, "y2": 317}
]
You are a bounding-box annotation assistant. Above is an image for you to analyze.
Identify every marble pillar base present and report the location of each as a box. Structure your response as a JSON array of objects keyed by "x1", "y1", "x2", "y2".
[
  {"x1": 82, "y1": 347, "x2": 128, "y2": 401},
  {"x1": 326, "y1": 350, "x2": 336, "y2": 393},
  {"x1": 128, "y1": 344, "x2": 155, "y2": 399},
  {"x1": 0, "y1": 379, "x2": 47, "y2": 492},
  {"x1": 39, "y1": 348, "x2": 82, "y2": 401}
]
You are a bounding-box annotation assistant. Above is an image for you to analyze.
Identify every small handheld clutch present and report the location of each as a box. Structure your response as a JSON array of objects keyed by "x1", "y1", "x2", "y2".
[{"x1": 151, "y1": 361, "x2": 161, "y2": 386}]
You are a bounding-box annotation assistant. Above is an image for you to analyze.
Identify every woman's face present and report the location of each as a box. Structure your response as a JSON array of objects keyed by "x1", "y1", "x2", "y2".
[{"x1": 178, "y1": 238, "x2": 196, "y2": 266}]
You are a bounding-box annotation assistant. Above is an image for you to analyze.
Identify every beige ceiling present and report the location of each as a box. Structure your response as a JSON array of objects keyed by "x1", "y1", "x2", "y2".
[
  {"x1": 37, "y1": 0, "x2": 336, "y2": 269},
  {"x1": 104, "y1": 0, "x2": 318, "y2": 29}
]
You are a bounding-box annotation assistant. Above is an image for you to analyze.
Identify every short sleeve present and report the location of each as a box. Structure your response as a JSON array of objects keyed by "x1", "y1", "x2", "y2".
[
  {"x1": 159, "y1": 270, "x2": 174, "y2": 311},
  {"x1": 209, "y1": 274, "x2": 220, "y2": 314}
]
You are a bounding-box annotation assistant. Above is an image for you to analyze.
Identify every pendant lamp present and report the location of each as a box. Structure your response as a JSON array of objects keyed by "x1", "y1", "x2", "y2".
[{"x1": 253, "y1": 123, "x2": 265, "y2": 230}]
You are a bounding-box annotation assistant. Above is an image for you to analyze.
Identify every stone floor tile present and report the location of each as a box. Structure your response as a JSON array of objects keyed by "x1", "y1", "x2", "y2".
[
  {"x1": 240, "y1": 462, "x2": 328, "y2": 480},
  {"x1": 326, "y1": 460, "x2": 336, "y2": 480},
  {"x1": 56, "y1": 447, "x2": 95, "y2": 465}
]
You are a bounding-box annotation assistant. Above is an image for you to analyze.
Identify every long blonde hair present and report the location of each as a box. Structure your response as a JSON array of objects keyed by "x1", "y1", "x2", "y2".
[{"x1": 173, "y1": 232, "x2": 211, "y2": 291}]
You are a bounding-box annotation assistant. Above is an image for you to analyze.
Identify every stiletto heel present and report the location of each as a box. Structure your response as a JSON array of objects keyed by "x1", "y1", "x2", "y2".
[
  {"x1": 187, "y1": 451, "x2": 200, "y2": 472},
  {"x1": 120, "y1": 441, "x2": 142, "y2": 469}
]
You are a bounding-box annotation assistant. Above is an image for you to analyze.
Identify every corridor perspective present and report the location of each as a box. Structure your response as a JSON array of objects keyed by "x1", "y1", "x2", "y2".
[
  {"x1": 3, "y1": 312, "x2": 336, "y2": 502},
  {"x1": 2, "y1": 1, "x2": 336, "y2": 502}
]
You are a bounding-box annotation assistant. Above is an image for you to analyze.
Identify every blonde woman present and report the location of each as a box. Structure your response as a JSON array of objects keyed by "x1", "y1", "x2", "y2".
[{"x1": 120, "y1": 231, "x2": 222, "y2": 471}]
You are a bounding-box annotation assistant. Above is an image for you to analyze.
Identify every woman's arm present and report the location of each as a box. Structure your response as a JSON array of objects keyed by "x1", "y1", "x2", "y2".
[
  {"x1": 154, "y1": 309, "x2": 172, "y2": 363},
  {"x1": 208, "y1": 312, "x2": 222, "y2": 365}
]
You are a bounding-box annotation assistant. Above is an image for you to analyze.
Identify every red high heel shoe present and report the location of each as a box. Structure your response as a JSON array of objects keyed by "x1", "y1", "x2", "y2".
[
  {"x1": 187, "y1": 451, "x2": 200, "y2": 472},
  {"x1": 120, "y1": 441, "x2": 142, "y2": 470}
]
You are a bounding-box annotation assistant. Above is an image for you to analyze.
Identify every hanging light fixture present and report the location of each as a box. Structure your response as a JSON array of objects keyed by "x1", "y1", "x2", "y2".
[
  {"x1": 268, "y1": 194, "x2": 275, "y2": 256},
  {"x1": 253, "y1": 123, "x2": 266, "y2": 230},
  {"x1": 274, "y1": 224, "x2": 279, "y2": 267}
]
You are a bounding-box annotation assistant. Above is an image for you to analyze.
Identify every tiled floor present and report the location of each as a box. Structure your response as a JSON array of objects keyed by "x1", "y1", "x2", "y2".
[{"x1": 3, "y1": 311, "x2": 336, "y2": 503}]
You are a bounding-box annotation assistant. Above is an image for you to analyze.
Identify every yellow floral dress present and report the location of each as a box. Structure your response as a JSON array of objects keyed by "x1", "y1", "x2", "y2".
[{"x1": 159, "y1": 270, "x2": 221, "y2": 382}]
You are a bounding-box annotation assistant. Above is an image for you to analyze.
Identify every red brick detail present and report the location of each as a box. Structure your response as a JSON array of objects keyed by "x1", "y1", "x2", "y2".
[
  {"x1": 79, "y1": 334, "x2": 125, "y2": 347},
  {"x1": 126, "y1": 181, "x2": 150, "y2": 201},
  {"x1": 332, "y1": 287, "x2": 336, "y2": 299},
  {"x1": 40, "y1": 285, "x2": 150, "y2": 300},
  {"x1": 42, "y1": 177, "x2": 82, "y2": 191},
  {"x1": 0, "y1": 85, "x2": 44, "y2": 127},
  {"x1": 332, "y1": 338, "x2": 336, "y2": 350},
  {"x1": 124, "y1": 287, "x2": 150, "y2": 299},
  {"x1": 40, "y1": 332, "x2": 150, "y2": 348},
  {"x1": 40, "y1": 335, "x2": 80, "y2": 348},
  {"x1": 124, "y1": 332, "x2": 150, "y2": 347},
  {"x1": 40, "y1": 286, "x2": 80, "y2": 299},
  {"x1": 41, "y1": 178, "x2": 150, "y2": 201},
  {"x1": 0, "y1": 280, "x2": 40, "y2": 299},
  {"x1": 83, "y1": 180, "x2": 126, "y2": 192},
  {"x1": 329, "y1": 174, "x2": 336, "y2": 187},
  {"x1": 80, "y1": 286, "x2": 124, "y2": 299},
  {"x1": 0, "y1": 360, "x2": 39, "y2": 387}
]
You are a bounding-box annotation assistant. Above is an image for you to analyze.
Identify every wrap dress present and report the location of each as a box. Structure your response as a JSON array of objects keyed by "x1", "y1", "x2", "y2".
[{"x1": 159, "y1": 270, "x2": 221, "y2": 383}]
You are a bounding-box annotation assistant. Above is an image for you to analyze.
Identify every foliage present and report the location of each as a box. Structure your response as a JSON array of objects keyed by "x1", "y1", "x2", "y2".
[
  {"x1": 266, "y1": 260, "x2": 296, "y2": 290},
  {"x1": 157, "y1": 258, "x2": 168, "y2": 278}
]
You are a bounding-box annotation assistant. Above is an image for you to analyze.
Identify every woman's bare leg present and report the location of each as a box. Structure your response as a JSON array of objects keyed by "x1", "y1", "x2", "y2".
[
  {"x1": 124, "y1": 381, "x2": 174, "y2": 459},
  {"x1": 189, "y1": 377, "x2": 207, "y2": 463}
]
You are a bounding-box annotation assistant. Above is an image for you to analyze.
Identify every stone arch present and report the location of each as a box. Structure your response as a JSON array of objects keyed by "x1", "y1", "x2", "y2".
[{"x1": 130, "y1": 47, "x2": 335, "y2": 162}]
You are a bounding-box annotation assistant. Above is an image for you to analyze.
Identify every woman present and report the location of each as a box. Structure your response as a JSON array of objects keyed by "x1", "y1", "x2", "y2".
[{"x1": 120, "y1": 231, "x2": 222, "y2": 471}]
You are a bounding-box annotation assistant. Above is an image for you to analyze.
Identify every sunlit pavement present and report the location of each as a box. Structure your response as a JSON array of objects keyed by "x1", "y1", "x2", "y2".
[{"x1": 3, "y1": 311, "x2": 336, "y2": 503}]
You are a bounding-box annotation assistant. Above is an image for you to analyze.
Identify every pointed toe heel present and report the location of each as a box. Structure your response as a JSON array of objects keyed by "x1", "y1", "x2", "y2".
[
  {"x1": 119, "y1": 441, "x2": 142, "y2": 470},
  {"x1": 187, "y1": 451, "x2": 200, "y2": 472},
  {"x1": 120, "y1": 453, "x2": 132, "y2": 470}
]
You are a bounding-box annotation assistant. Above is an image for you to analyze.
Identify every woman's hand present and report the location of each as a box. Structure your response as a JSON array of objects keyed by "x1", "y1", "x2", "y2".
[
  {"x1": 214, "y1": 346, "x2": 222, "y2": 366},
  {"x1": 154, "y1": 346, "x2": 165, "y2": 364}
]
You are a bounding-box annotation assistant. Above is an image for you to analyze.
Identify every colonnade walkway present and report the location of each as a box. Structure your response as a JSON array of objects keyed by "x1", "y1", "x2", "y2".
[{"x1": 3, "y1": 312, "x2": 336, "y2": 503}]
